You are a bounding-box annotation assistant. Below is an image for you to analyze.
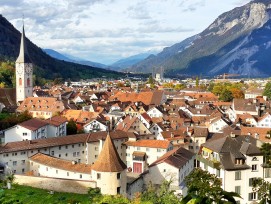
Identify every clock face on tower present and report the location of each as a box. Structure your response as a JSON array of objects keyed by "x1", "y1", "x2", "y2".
[
  {"x1": 25, "y1": 65, "x2": 32, "y2": 74},
  {"x1": 16, "y1": 64, "x2": 24, "y2": 75}
]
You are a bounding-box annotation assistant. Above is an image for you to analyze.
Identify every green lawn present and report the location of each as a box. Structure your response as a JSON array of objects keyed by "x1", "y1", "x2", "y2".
[{"x1": 0, "y1": 184, "x2": 91, "y2": 204}]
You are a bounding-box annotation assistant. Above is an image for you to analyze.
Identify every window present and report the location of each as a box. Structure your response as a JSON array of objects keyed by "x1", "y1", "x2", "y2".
[
  {"x1": 249, "y1": 192, "x2": 257, "y2": 201},
  {"x1": 59, "y1": 146, "x2": 61, "y2": 150},
  {"x1": 59, "y1": 154, "x2": 61, "y2": 158},
  {"x1": 21, "y1": 160, "x2": 25, "y2": 165},
  {"x1": 80, "y1": 174, "x2": 82, "y2": 179},
  {"x1": 22, "y1": 169, "x2": 25, "y2": 173},
  {"x1": 117, "y1": 187, "x2": 120, "y2": 194},
  {"x1": 73, "y1": 152, "x2": 76, "y2": 157},
  {"x1": 265, "y1": 168, "x2": 271, "y2": 178},
  {"x1": 72, "y1": 145, "x2": 74, "y2": 148},
  {"x1": 67, "y1": 172, "x2": 69, "y2": 176},
  {"x1": 65, "y1": 153, "x2": 68, "y2": 157},
  {"x1": 13, "y1": 161, "x2": 17, "y2": 166},
  {"x1": 97, "y1": 173, "x2": 101, "y2": 179},
  {"x1": 235, "y1": 171, "x2": 241, "y2": 180},
  {"x1": 56, "y1": 170, "x2": 58, "y2": 174},
  {"x1": 46, "y1": 167, "x2": 48, "y2": 171},
  {"x1": 95, "y1": 147, "x2": 99, "y2": 151},
  {"x1": 21, "y1": 151, "x2": 26, "y2": 155},
  {"x1": 157, "y1": 148, "x2": 161, "y2": 152},
  {"x1": 27, "y1": 78, "x2": 30, "y2": 87},
  {"x1": 137, "y1": 147, "x2": 141, "y2": 151},
  {"x1": 65, "y1": 145, "x2": 68, "y2": 149},
  {"x1": 249, "y1": 178, "x2": 258, "y2": 187},
  {"x1": 51, "y1": 151, "x2": 54, "y2": 156},
  {"x1": 146, "y1": 148, "x2": 149, "y2": 152},
  {"x1": 95, "y1": 155, "x2": 98, "y2": 159},
  {"x1": 252, "y1": 164, "x2": 258, "y2": 171},
  {"x1": 235, "y1": 186, "x2": 241, "y2": 194},
  {"x1": 117, "y1": 173, "x2": 121, "y2": 179}
]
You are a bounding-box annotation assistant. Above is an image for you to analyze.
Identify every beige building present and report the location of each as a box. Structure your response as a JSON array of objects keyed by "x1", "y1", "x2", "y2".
[
  {"x1": 124, "y1": 139, "x2": 173, "y2": 173},
  {"x1": 91, "y1": 134, "x2": 127, "y2": 196},
  {"x1": 17, "y1": 97, "x2": 65, "y2": 119}
]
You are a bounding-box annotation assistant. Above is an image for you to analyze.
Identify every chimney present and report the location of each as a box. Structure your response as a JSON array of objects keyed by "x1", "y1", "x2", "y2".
[{"x1": 170, "y1": 132, "x2": 174, "y2": 138}]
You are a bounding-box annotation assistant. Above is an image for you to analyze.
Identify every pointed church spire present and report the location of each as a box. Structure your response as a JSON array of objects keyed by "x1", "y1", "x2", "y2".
[
  {"x1": 16, "y1": 23, "x2": 31, "y2": 63},
  {"x1": 92, "y1": 133, "x2": 127, "y2": 172}
]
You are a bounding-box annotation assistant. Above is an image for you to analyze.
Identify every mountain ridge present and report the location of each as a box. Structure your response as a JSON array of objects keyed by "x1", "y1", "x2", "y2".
[
  {"x1": 0, "y1": 15, "x2": 123, "y2": 81},
  {"x1": 131, "y1": 0, "x2": 271, "y2": 77}
]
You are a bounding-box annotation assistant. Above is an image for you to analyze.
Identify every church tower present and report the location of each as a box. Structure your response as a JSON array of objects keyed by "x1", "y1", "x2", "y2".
[{"x1": 16, "y1": 24, "x2": 33, "y2": 103}]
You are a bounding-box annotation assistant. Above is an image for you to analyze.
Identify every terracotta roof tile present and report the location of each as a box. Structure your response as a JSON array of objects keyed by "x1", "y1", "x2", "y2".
[
  {"x1": 19, "y1": 118, "x2": 48, "y2": 131},
  {"x1": 149, "y1": 146, "x2": 195, "y2": 168},
  {"x1": 45, "y1": 116, "x2": 67, "y2": 126},
  {"x1": 91, "y1": 134, "x2": 126, "y2": 172},
  {"x1": 30, "y1": 153, "x2": 92, "y2": 174},
  {"x1": 17, "y1": 97, "x2": 65, "y2": 113},
  {"x1": 124, "y1": 139, "x2": 171, "y2": 149}
]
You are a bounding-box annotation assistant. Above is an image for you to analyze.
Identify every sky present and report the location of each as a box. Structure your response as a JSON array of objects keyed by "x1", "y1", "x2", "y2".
[{"x1": 0, "y1": 0, "x2": 251, "y2": 65}]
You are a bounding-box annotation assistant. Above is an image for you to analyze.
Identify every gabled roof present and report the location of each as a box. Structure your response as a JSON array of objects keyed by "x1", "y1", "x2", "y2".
[
  {"x1": 30, "y1": 153, "x2": 92, "y2": 174},
  {"x1": 45, "y1": 116, "x2": 67, "y2": 126},
  {"x1": 149, "y1": 146, "x2": 195, "y2": 168},
  {"x1": 91, "y1": 134, "x2": 126, "y2": 172},
  {"x1": 202, "y1": 135, "x2": 261, "y2": 170},
  {"x1": 19, "y1": 118, "x2": 48, "y2": 130}
]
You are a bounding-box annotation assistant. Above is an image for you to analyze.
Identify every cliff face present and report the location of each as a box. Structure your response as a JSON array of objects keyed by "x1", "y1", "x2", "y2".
[
  {"x1": 131, "y1": 0, "x2": 271, "y2": 77},
  {"x1": 0, "y1": 15, "x2": 122, "y2": 80}
]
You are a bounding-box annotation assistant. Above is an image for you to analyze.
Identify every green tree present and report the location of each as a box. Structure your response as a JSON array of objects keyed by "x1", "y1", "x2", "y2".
[
  {"x1": 219, "y1": 89, "x2": 233, "y2": 102},
  {"x1": 182, "y1": 168, "x2": 240, "y2": 204},
  {"x1": 263, "y1": 81, "x2": 271, "y2": 99},
  {"x1": 195, "y1": 77, "x2": 199, "y2": 88},
  {"x1": 140, "y1": 180, "x2": 181, "y2": 204},
  {"x1": 174, "y1": 83, "x2": 186, "y2": 91},
  {"x1": 261, "y1": 143, "x2": 271, "y2": 168},
  {"x1": 148, "y1": 75, "x2": 154, "y2": 85},
  {"x1": 67, "y1": 119, "x2": 77, "y2": 135},
  {"x1": 252, "y1": 178, "x2": 271, "y2": 204}
]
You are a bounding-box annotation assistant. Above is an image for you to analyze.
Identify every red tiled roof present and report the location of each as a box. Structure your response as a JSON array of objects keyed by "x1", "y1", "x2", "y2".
[
  {"x1": 30, "y1": 153, "x2": 92, "y2": 174},
  {"x1": 91, "y1": 134, "x2": 126, "y2": 172},
  {"x1": 19, "y1": 118, "x2": 48, "y2": 131},
  {"x1": 124, "y1": 139, "x2": 171, "y2": 149}
]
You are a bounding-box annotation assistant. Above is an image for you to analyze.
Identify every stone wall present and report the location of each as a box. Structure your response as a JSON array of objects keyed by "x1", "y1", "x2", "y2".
[{"x1": 15, "y1": 175, "x2": 96, "y2": 194}]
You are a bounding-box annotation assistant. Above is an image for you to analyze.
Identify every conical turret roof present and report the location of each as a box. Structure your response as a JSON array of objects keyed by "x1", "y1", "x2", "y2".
[
  {"x1": 91, "y1": 133, "x2": 127, "y2": 172},
  {"x1": 16, "y1": 25, "x2": 31, "y2": 63}
]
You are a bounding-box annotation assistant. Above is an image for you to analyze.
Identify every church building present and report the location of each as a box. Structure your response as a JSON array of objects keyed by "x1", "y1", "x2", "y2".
[{"x1": 16, "y1": 25, "x2": 33, "y2": 103}]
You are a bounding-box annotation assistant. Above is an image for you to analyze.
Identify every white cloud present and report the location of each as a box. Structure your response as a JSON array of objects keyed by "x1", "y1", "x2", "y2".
[{"x1": 1, "y1": 0, "x2": 252, "y2": 64}]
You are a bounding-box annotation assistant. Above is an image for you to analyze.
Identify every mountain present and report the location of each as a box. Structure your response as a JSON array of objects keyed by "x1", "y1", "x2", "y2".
[
  {"x1": 110, "y1": 52, "x2": 154, "y2": 70},
  {"x1": 131, "y1": 0, "x2": 271, "y2": 77},
  {"x1": 43, "y1": 49, "x2": 109, "y2": 69},
  {"x1": 0, "y1": 15, "x2": 123, "y2": 81}
]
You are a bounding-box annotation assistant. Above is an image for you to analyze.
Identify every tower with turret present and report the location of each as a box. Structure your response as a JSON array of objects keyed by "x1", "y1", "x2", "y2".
[
  {"x1": 91, "y1": 134, "x2": 127, "y2": 195},
  {"x1": 16, "y1": 25, "x2": 33, "y2": 103}
]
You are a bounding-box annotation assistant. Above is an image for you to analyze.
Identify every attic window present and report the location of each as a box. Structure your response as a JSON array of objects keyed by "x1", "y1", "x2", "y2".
[
  {"x1": 252, "y1": 157, "x2": 258, "y2": 161},
  {"x1": 235, "y1": 159, "x2": 244, "y2": 165}
]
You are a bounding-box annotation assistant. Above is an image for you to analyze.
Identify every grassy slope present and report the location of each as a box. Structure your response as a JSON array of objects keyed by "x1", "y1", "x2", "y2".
[{"x1": 2, "y1": 184, "x2": 90, "y2": 204}]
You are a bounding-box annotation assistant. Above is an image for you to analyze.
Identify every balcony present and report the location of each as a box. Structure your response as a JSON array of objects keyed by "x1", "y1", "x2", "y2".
[{"x1": 196, "y1": 155, "x2": 221, "y2": 169}]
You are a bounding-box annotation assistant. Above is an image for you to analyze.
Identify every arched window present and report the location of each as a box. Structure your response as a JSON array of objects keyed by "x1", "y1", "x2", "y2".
[
  {"x1": 19, "y1": 78, "x2": 22, "y2": 86},
  {"x1": 27, "y1": 78, "x2": 30, "y2": 87}
]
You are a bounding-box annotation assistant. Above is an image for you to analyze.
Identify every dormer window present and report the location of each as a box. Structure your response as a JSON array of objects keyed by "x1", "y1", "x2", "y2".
[{"x1": 235, "y1": 158, "x2": 244, "y2": 165}]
